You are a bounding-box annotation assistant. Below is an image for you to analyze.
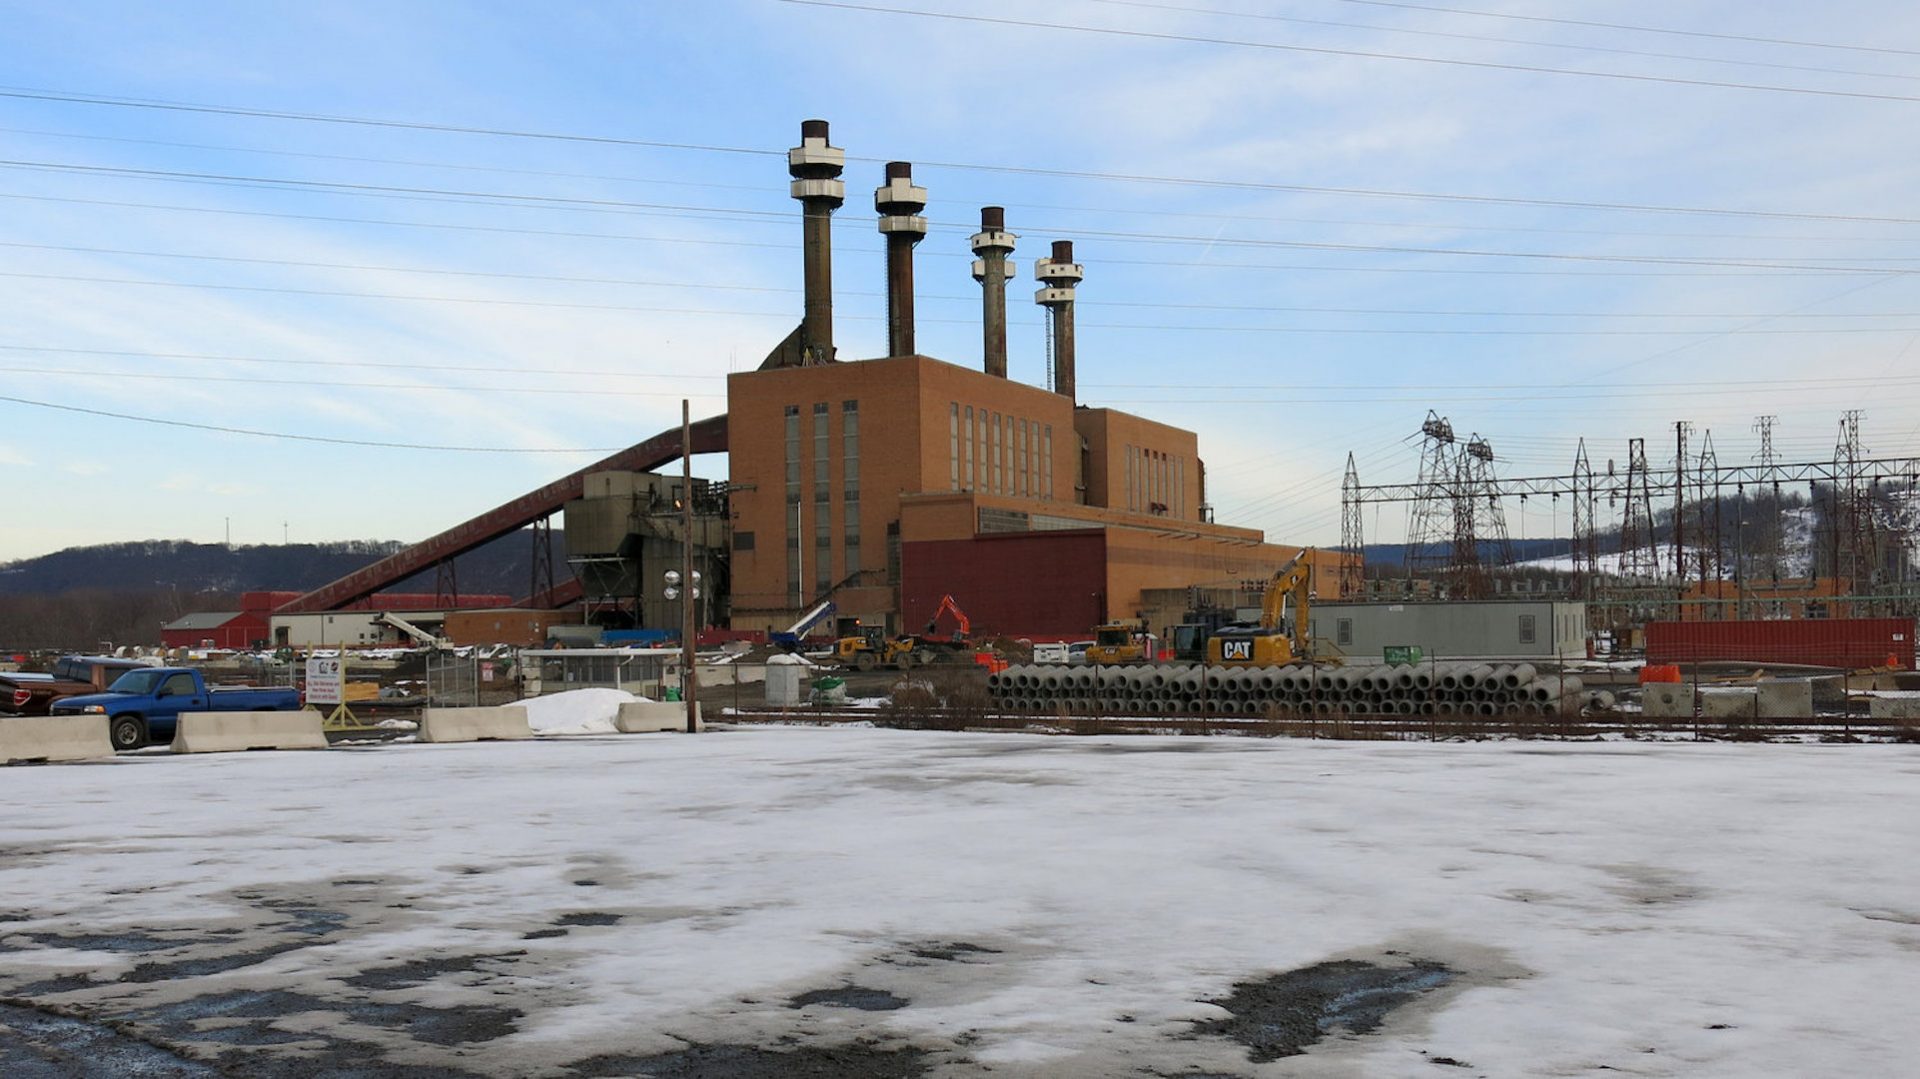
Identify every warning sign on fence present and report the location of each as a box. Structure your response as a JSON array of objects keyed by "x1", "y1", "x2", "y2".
[{"x1": 306, "y1": 656, "x2": 343, "y2": 706}]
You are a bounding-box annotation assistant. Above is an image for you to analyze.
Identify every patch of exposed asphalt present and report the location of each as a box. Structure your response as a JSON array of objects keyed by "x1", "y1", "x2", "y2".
[
  {"x1": 130, "y1": 987, "x2": 521, "y2": 1049},
  {"x1": 117, "y1": 901, "x2": 352, "y2": 984},
  {"x1": 6, "y1": 930, "x2": 190, "y2": 954},
  {"x1": 788, "y1": 986, "x2": 911, "y2": 1012},
  {"x1": 566, "y1": 1041, "x2": 931, "y2": 1078},
  {"x1": 555, "y1": 912, "x2": 623, "y2": 927},
  {"x1": 0, "y1": 999, "x2": 219, "y2": 1078},
  {"x1": 1190, "y1": 959, "x2": 1456, "y2": 1063},
  {"x1": 344, "y1": 951, "x2": 527, "y2": 992},
  {"x1": 522, "y1": 928, "x2": 569, "y2": 940},
  {"x1": 904, "y1": 941, "x2": 998, "y2": 962},
  {"x1": 119, "y1": 940, "x2": 312, "y2": 984},
  {"x1": 10, "y1": 974, "x2": 98, "y2": 998}
]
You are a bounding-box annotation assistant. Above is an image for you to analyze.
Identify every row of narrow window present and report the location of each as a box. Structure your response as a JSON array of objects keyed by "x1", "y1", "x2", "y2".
[
  {"x1": 783, "y1": 401, "x2": 860, "y2": 608},
  {"x1": 1126, "y1": 443, "x2": 1184, "y2": 518},
  {"x1": 949, "y1": 403, "x2": 1052, "y2": 500}
]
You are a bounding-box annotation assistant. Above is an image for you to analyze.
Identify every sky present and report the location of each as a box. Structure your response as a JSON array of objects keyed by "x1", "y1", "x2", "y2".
[{"x1": 3, "y1": 0, "x2": 1920, "y2": 563}]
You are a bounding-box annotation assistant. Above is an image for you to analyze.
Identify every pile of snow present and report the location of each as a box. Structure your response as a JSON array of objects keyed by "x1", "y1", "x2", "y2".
[{"x1": 514, "y1": 687, "x2": 645, "y2": 735}]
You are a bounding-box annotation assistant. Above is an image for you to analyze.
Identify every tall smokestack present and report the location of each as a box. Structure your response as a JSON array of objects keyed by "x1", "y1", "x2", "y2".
[
  {"x1": 874, "y1": 161, "x2": 928, "y2": 358},
  {"x1": 1034, "y1": 240, "x2": 1084, "y2": 402},
  {"x1": 971, "y1": 206, "x2": 1016, "y2": 378},
  {"x1": 789, "y1": 119, "x2": 845, "y2": 365}
]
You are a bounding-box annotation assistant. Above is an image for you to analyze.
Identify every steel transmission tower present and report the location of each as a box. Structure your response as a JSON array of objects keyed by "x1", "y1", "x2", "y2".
[
  {"x1": 1697, "y1": 429, "x2": 1720, "y2": 592},
  {"x1": 1753, "y1": 414, "x2": 1780, "y2": 584},
  {"x1": 1339, "y1": 452, "x2": 1366, "y2": 598},
  {"x1": 1835, "y1": 409, "x2": 1881, "y2": 592},
  {"x1": 1671, "y1": 421, "x2": 1691, "y2": 580},
  {"x1": 1403, "y1": 411, "x2": 1458, "y2": 580},
  {"x1": 1571, "y1": 439, "x2": 1597, "y2": 599},
  {"x1": 1620, "y1": 438, "x2": 1660, "y2": 579},
  {"x1": 1463, "y1": 435, "x2": 1516, "y2": 572}
]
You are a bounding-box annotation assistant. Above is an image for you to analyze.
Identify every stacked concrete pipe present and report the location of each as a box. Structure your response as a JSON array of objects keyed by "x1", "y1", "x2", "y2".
[{"x1": 988, "y1": 662, "x2": 1586, "y2": 717}]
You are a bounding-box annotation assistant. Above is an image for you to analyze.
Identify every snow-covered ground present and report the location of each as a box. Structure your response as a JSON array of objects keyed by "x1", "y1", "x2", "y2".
[{"x1": 2, "y1": 730, "x2": 1917, "y2": 1077}]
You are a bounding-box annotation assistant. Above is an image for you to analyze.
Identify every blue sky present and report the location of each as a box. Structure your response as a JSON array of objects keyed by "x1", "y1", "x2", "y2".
[{"x1": 3, "y1": 0, "x2": 1919, "y2": 562}]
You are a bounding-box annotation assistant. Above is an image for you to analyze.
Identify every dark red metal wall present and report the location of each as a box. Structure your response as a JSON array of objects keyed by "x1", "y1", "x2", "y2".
[
  {"x1": 1646, "y1": 618, "x2": 1915, "y2": 669},
  {"x1": 901, "y1": 530, "x2": 1106, "y2": 640}
]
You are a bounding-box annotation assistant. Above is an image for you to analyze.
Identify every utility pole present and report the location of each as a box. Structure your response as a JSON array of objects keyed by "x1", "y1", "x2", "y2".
[{"x1": 681, "y1": 399, "x2": 699, "y2": 734}]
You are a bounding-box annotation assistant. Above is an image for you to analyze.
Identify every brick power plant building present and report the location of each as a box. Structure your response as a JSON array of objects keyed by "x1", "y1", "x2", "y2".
[
  {"x1": 724, "y1": 121, "x2": 1327, "y2": 639},
  {"x1": 282, "y1": 121, "x2": 1332, "y2": 642}
]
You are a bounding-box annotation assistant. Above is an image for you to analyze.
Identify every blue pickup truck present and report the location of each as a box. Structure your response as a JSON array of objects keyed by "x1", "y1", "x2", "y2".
[{"x1": 50, "y1": 667, "x2": 301, "y2": 750}]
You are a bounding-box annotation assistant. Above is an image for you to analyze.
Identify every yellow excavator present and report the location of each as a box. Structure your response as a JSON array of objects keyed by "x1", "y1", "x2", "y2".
[{"x1": 1206, "y1": 549, "x2": 1319, "y2": 666}]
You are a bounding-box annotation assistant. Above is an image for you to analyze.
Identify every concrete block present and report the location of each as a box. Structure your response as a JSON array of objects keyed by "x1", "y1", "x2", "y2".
[
  {"x1": 418, "y1": 706, "x2": 533, "y2": 743},
  {"x1": 1699, "y1": 687, "x2": 1758, "y2": 720},
  {"x1": 171, "y1": 711, "x2": 327, "y2": 754},
  {"x1": 614, "y1": 700, "x2": 702, "y2": 733},
  {"x1": 1867, "y1": 696, "x2": 1920, "y2": 720},
  {"x1": 1756, "y1": 680, "x2": 1814, "y2": 719},
  {"x1": 765, "y1": 663, "x2": 806, "y2": 706},
  {"x1": 2, "y1": 714, "x2": 115, "y2": 764},
  {"x1": 1640, "y1": 683, "x2": 1692, "y2": 718}
]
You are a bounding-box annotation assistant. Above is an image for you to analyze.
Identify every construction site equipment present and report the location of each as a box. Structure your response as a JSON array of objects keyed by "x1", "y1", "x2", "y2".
[
  {"x1": 1208, "y1": 550, "x2": 1316, "y2": 667},
  {"x1": 987, "y1": 661, "x2": 1584, "y2": 716},
  {"x1": 845, "y1": 594, "x2": 982, "y2": 671},
  {"x1": 834, "y1": 625, "x2": 887, "y2": 671},
  {"x1": 1087, "y1": 621, "x2": 1153, "y2": 665},
  {"x1": 772, "y1": 600, "x2": 836, "y2": 650},
  {"x1": 375, "y1": 611, "x2": 449, "y2": 649}
]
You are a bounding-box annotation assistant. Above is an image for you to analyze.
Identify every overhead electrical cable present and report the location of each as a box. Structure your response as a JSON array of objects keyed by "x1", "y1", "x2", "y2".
[
  {"x1": 1331, "y1": 0, "x2": 1920, "y2": 58},
  {"x1": 13, "y1": 241, "x2": 1920, "y2": 317},
  {"x1": 3, "y1": 193, "x2": 1865, "y2": 278},
  {"x1": 0, "y1": 393, "x2": 631, "y2": 453},
  {"x1": 8, "y1": 160, "x2": 1917, "y2": 271},
  {"x1": 15, "y1": 270, "x2": 1920, "y2": 334},
  {"x1": 1085, "y1": 0, "x2": 1920, "y2": 81},
  {"x1": 773, "y1": 0, "x2": 1920, "y2": 105},
  {"x1": 5, "y1": 87, "x2": 1919, "y2": 223},
  {"x1": 21, "y1": 124, "x2": 1920, "y2": 245}
]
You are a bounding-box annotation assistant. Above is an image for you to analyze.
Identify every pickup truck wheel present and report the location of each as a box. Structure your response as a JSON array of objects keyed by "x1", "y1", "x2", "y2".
[{"x1": 109, "y1": 715, "x2": 148, "y2": 751}]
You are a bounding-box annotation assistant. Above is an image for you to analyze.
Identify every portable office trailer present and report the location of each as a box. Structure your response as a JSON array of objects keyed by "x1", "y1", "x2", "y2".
[{"x1": 1308, "y1": 600, "x2": 1586, "y2": 662}]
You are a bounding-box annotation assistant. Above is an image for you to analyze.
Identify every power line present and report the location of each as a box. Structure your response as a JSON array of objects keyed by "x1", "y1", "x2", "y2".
[
  {"x1": 23, "y1": 123, "x2": 1920, "y2": 245},
  {"x1": 6, "y1": 86, "x2": 1919, "y2": 224},
  {"x1": 1086, "y1": 0, "x2": 1920, "y2": 82},
  {"x1": 17, "y1": 362, "x2": 1920, "y2": 407},
  {"x1": 0, "y1": 364, "x2": 729, "y2": 399},
  {"x1": 2, "y1": 192, "x2": 1884, "y2": 279},
  {"x1": 0, "y1": 392, "x2": 630, "y2": 452},
  {"x1": 12, "y1": 343, "x2": 1920, "y2": 396},
  {"x1": 775, "y1": 0, "x2": 1920, "y2": 104},
  {"x1": 13, "y1": 158, "x2": 1920, "y2": 270},
  {"x1": 17, "y1": 241, "x2": 1920, "y2": 317},
  {"x1": 1332, "y1": 0, "x2": 1920, "y2": 59},
  {"x1": 18, "y1": 269, "x2": 1920, "y2": 334}
]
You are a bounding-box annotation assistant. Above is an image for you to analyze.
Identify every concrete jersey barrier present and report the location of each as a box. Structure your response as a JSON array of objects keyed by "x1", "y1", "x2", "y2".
[
  {"x1": 419, "y1": 706, "x2": 533, "y2": 743},
  {"x1": 170, "y1": 711, "x2": 328, "y2": 754},
  {"x1": 614, "y1": 700, "x2": 701, "y2": 734},
  {"x1": 2, "y1": 714, "x2": 115, "y2": 764}
]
